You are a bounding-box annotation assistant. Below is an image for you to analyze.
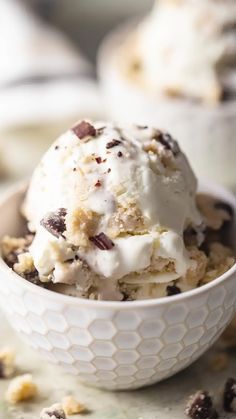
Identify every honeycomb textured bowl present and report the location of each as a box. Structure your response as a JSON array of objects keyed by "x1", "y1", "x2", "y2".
[{"x1": 0, "y1": 182, "x2": 236, "y2": 390}]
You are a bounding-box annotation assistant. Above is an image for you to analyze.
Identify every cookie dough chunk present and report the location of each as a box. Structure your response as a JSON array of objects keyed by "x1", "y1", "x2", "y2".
[
  {"x1": 6, "y1": 374, "x2": 38, "y2": 403},
  {"x1": 0, "y1": 348, "x2": 15, "y2": 378},
  {"x1": 40, "y1": 403, "x2": 66, "y2": 419}
]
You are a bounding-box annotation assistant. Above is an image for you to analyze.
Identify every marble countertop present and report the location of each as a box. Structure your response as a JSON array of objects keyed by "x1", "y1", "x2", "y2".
[{"x1": 0, "y1": 310, "x2": 235, "y2": 419}]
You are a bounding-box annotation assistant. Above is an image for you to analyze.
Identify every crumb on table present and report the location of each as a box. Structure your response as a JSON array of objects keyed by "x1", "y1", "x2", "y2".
[
  {"x1": 62, "y1": 395, "x2": 87, "y2": 415},
  {"x1": 40, "y1": 403, "x2": 66, "y2": 419},
  {"x1": 6, "y1": 373, "x2": 38, "y2": 404},
  {"x1": 0, "y1": 347, "x2": 15, "y2": 378}
]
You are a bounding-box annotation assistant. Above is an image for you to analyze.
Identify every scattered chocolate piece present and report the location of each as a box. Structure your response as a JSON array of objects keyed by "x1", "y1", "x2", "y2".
[
  {"x1": 89, "y1": 233, "x2": 114, "y2": 250},
  {"x1": 185, "y1": 391, "x2": 218, "y2": 419},
  {"x1": 95, "y1": 157, "x2": 102, "y2": 164},
  {"x1": 166, "y1": 285, "x2": 181, "y2": 296},
  {"x1": 40, "y1": 208, "x2": 67, "y2": 239},
  {"x1": 107, "y1": 168, "x2": 111, "y2": 173},
  {"x1": 73, "y1": 167, "x2": 76, "y2": 171},
  {"x1": 153, "y1": 131, "x2": 180, "y2": 156},
  {"x1": 106, "y1": 139, "x2": 121, "y2": 149},
  {"x1": 223, "y1": 377, "x2": 236, "y2": 412},
  {"x1": 55, "y1": 145, "x2": 59, "y2": 150},
  {"x1": 117, "y1": 151, "x2": 123, "y2": 157},
  {"x1": 95, "y1": 180, "x2": 101, "y2": 187},
  {"x1": 72, "y1": 121, "x2": 96, "y2": 139},
  {"x1": 214, "y1": 201, "x2": 233, "y2": 218}
]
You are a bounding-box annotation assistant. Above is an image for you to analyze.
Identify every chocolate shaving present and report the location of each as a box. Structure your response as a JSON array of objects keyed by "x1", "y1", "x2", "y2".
[
  {"x1": 72, "y1": 121, "x2": 96, "y2": 139},
  {"x1": 136, "y1": 125, "x2": 148, "y2": 129},
  {"x1": 223, "y1": 377, "x2": 236, "y2": 412},
  {"x1": 55, "y1": 145, "x2": 59, "y2": 150},
  {"x1": 89, "y1": 233, "x2": 114, "y2": 250},
  {"x1": 117, "y1": 151, "x2": 123, "y2": 158},
  {"x1": 106, "y1": 139, "x2": 121, "y2": 149},
  {"x1": 185, "y1": 391, "x2": 218, "y2": 419},
  {"x1": 95, "y1": 157, "x2": 102, "y2": 164},
  {"x1": 107, "y1": 168, "x2": 111, "y2": 173},
  {"x1": 97, "y1": 126, "x2": 106, "y2": 135},
  {"x1": 166, "y1": 285, "x2": 181, "y2": 296},
  {"x1": 40, "y1": 208, "x2": 67, "y2": 238},
  {"x1": 153, "y1": 131, "x2": 180, "y2": 156}
]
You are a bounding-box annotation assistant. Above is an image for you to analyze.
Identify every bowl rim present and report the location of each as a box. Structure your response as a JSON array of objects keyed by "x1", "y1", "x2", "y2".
[
  {"x1": 0, "y1": 180, "x2": 236, "y2": 309},
  {"x1": 98, "y1": 18, "x2": 236, "y2": 113}
]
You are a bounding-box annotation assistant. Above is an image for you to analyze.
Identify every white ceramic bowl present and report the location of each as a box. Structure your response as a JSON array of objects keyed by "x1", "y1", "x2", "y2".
[
  {"x1": 0, "y1": 182, "x2": 236, "y2": 390},
  {"x1": 98, "y1": 22, "x2": 236, "y2": 191}
]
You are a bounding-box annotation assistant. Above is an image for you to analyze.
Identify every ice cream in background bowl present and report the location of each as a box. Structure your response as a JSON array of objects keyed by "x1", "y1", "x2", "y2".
[
  {"x1": 98, "y1": 0, "x2": 236, "y2": 190},
  {"x1": 0, "y1": 120, "x2": 236, "y2": 390}
]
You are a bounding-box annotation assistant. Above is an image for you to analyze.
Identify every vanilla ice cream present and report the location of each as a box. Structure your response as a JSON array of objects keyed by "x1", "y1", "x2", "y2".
[
  {"x1": 123, "y1": 0, "x2": 236, "y2": 103},
  {"x1": 2, "y1": 121, "x2": 235, "y2": 300}
]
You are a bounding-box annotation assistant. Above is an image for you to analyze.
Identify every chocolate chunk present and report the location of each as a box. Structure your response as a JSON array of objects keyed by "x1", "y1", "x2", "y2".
[
  {"x1": 5, "y1": 252, "x2": 18, "y2": 268},
  {"x1": 153, "y1": 131, "x2": 180, "y2": 156},
  {"x1": 89, "y1": 233, "x2": 114, "y2": 250},
  {"x1": 72, "y1": 121, "x2": 96, "y2": 139},
  {"x1": 223, "y1": 377, "x2": 236, "y2": 412},
  {"x1": 184, "y1": 225, "x2": 205, "y2": 248},
  {"x1": 22, "y1": 269, "x2": 40, "y2": 285},
  {"x1": 106, "y1": 139, "x2": 121, "y2": 149},
  {"x1": 40, "y1": 208, "x2": 67, "y2": 238},
  {"x1": 95, "y1": 157, "x2": 102, "y2": 164},
  {"x1": 55, "y1": 145, "x2": 59, "y2": 150},
  {"x1": 185, "y1": 391, "x2": 218, "y2": 419},
  {"x1": 214, "y1": 201, "x2": 233, "y2": 218},
  {"x1": 166, "y1": 285, "x2": 181, "y2": 296},
  {"x1": 95, "y1": 180, "x2": 101, "y2": 187},
  {"x1": 107, "y1": 168, "x2": 111, "y2": 173},
  {"x1": 117, "y1": 151, "x2": 123, "y2": 157}
]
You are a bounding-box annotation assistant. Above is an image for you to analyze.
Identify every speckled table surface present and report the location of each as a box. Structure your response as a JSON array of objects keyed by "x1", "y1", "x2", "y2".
[{"x1": 0, "y1": 310, "x2": 235, "y2": 419}]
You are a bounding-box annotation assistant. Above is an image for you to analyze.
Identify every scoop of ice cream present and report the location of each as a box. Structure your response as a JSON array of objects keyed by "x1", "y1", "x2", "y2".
[
  {"x1": 126, "y1": 0, "x2": 236, "y2": 102},
  {"x1": 23, "y1": 121, "x2": 202, "y2": 295}
]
